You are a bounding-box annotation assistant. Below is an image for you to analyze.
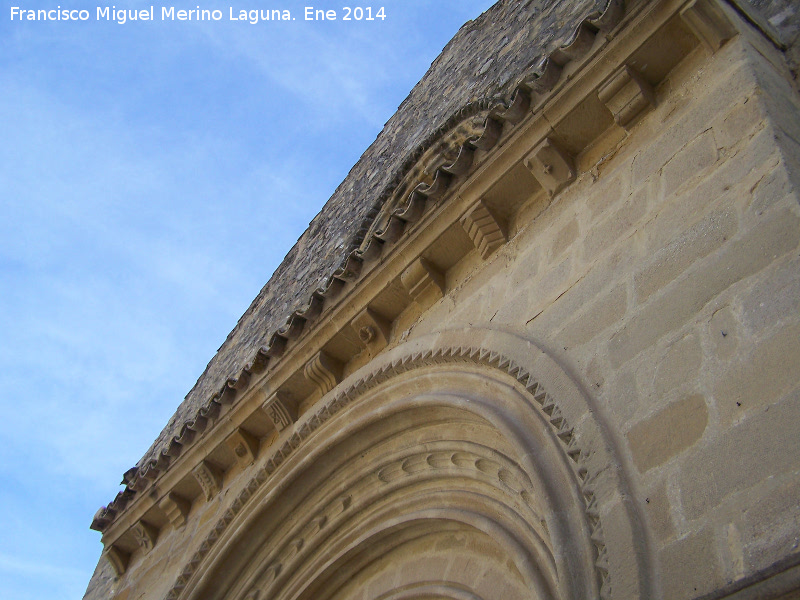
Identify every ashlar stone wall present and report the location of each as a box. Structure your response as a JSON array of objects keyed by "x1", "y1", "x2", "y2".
[{"x1": 404, "y1": 17, "x2": 800, "y2": 599}]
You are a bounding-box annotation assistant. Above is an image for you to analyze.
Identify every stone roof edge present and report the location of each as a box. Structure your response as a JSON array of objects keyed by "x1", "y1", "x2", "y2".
[{"x1": 91, "y1": 0, "x2": 625, "y2": 533}]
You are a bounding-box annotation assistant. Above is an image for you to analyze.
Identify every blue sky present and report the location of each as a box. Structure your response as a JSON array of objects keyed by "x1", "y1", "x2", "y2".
[{"x1": 0, "y1": 1, "x2": 496, "y2": 597}]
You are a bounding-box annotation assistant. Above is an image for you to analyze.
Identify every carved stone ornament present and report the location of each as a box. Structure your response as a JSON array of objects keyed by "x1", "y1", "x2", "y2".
[
  {"x1": 400, "y1": 257, "x2": 445, "y2": 302},
  {"x1": 597, "y1": 65, "x2": 655, "y2": 130},
  {"x1": 225, "y1": 428, "x2": 260, "y2": 468},
  {"x1": 460, "y1": 199, "x2": 508, "y2": 259},
  {"x1": 523, "y1": 137, "x2": 575, "y2": 196},
  {"x1": 263, "y1": 391, "x2": 296, "y2": 432},
  {"x1": 132, "y1": 520, "x2": 158, "y2": 553},
  {"x1": 105, "y1": 544, "x2": 130, "y2": 577},
  {"x1": 680, "y1": 0, "x2": 738, "y2": 52},
  {"x1": 304, "y1": 351, "x2": 343, "y2": 397},
  {"x1": 351, "y1": 307, "x2": 391, "y2": 354},
  {"x1": 159, "y1": 492, "x2": 191, "y2": 529},
  {"x1": 192, "y1": 460, "x2": 223, "y2": 501}
]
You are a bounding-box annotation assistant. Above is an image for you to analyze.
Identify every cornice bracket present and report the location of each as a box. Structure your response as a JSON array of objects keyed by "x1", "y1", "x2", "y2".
[
  {"x1": 681, "y1": 0, "x2": 738, "y2": 52},
  {"x1": 131, "y1": 520, "x2": 158, "y2": 554},
  {"x1": 192, "y1": 460, "x2": 223, "y2": 501},
  {"x1": 401, "y1": 258, "x2": 445, "y2": 303},
  {"x1": 263, "y1": 391, "x2": 297, "y2": 432},
  {"x1": 225, "y1": 428, "x2": 260, "y2": 468},
  {"x1": 304, "y1": 351, "x2": 343, "y2": 397},
  {"x1": 159, "y1": 492, "x2": 191, "y2": 529},
  {"x1": 598, "y1": 65, "x2": 655, "y2": 130},
  {"x1": 460, "y1": 199, "x2": 508, "y2": 259},
  {"x1": 105, "y1": 544, "x2": 130, "y2": 577},
  {"x1": 524, "y1": 137, "x2": 576, "y2": 196},
  {"x1": 352, "y1": 307, "x2": 391, "y2": 355}
]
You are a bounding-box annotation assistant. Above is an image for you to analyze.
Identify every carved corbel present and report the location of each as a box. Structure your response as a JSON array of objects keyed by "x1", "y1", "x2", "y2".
[
  {"x1": 401, "y1": 257, "x2": 445, "y2": 303},
  {"x1": 105, "y1": 544, "x2": 130, "y2": 576},
  {"x1": 598, "y1": 66, "x2": 655, "y2": 130},
  {"x1": 460, "y1": 199, "x2": 508, "y2": 259},
  {"x1": 263, "y1": 391, "x2": 297, "y2": 432},
  {"x1": 131, "y1": 520, "x2": 158, "y2": 554},
  {"x1": 351, "y1": 307, "x2": 391, "y2": 355},
  {"x1": 680, "y1": 0, "x2": 737, "y2": 52},
  {"x1": 523, "y1": 138, "x2": 575, "y2": 196},
  {"x1": 225, "y1": 427, "x2": 260, "y2": 468},
  {"x1": 304, "y1": 351, "x2": 343, "y2": 397},
  {"x1": 159, "y1": 492, "x2": 191, "y2": 529},
  {"x1": 192, "y1": 460, "x2": 223, "y2": 501}
]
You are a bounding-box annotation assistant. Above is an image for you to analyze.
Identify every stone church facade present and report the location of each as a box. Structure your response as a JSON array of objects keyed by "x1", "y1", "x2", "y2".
[{"x1": 85, "y1": 0, "x2": 800, "y2": 598}]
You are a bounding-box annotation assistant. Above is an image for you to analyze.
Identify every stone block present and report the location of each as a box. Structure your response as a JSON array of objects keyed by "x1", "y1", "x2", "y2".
[
  {"x1": 609, "y1": 208, "x2": 800, "y2": 367},
  {"x1": 741, "y1": 478, "x2": 800, "y2": 573},
  {"x1": 583, "y1": 185, "x2": 648, "y2": 258},
  {"x1": 557, "y1": 285, "x2": 626, "y2": 350},
  {"x1": 551, "y1": 217, "x2": 578, "y2": 259},
  {"x1": 654, "y1": 334, "x2": 702, "y2": 398},
  {"x1": 659, "y1": 529, "x2": 722, "y2": 599},
  {"x1": 740, "y1": 257, "x2": 800, "y2": 334},
  {"x1": 661, "y1": 128, "x2": 719, "y2": 198},
  {"x1": 679, "y1": 390, "x2": 800, "y2": 520},
  {"x1": 588, "y1": 172, "x2": 628, "y2": 221},
  {"x1": 640, "y1": 123, "x2": 776, "y2": 257},
  {"x1": 707, "y1": 305, "x2": 739, "y2": 361},
  {"x1": 626, "y1": 394, "x2": 708, "y2": 473},
  {"x1": 749, "y1": 158, "x2": 799, "y2": 216},
  {"x1": 603, "y1": 368, "x2": 639, "y2": 428},
  {"x1": 713, "y1": 321, "x2": 800, "y2": 425},
  {"x1": 712, "y1": 94, "x2": 768, "y2": 151},
  {"x1": 632, "y1": 52, "x2": 757, "y2": 188},
  {"x1": 644, "y1": 480, "x2": 676, "y2": 542},
  {"x1": 635, "y1": 207, "x2": 738, "y2": 303}
]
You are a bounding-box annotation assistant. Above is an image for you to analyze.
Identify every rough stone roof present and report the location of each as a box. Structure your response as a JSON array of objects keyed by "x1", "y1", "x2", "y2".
[{"x1": 134, "y1": 0, "x2": 615, "y2": 470}]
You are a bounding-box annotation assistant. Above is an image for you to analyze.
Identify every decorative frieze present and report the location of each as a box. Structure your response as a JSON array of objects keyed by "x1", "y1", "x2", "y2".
[
  {"x1": 192, "y1": 460, "x2": 223, "y2": 501},
  {"x1": 304, "y1": 351, "x2": 343, "y2": 397},
  {"x1": 460, "y1": 199, "x2": 508, "y2": 259},
  {"x1": 351, "y1": 307, "x2": 391, "y2": 355},
  {"x1": 263, "y1": 391, "x2": 296, "y2": 432},
  {"x1": 159, "y1": 492, "x2": 191, "y2": 529},
  {"x1": 225, "y1": 428, "x2": 260, "y2": 468},
  {"x1": 597, "y1": 66, "x2": 655, "y2": 130},
  {"x1": 132, "y1": 520, "x2": 158, "y2": 554},
  {"x1": 401, "y1": 257, "x2": 445, "y2": 302},
  {"x1": 523, "y1": 138, "x2": 575, "y2": 196},
  {"x1": 680, "y1": 0, "x2": 737, "y2": 52}
]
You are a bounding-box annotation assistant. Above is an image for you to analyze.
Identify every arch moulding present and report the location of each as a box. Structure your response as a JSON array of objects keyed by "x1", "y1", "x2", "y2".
[{"x1": 169, "y1": 328, "x2": 654, "y2": 600}]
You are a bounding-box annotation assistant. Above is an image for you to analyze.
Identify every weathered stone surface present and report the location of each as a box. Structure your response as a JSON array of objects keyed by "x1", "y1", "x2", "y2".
[
  {"x1": 713, "y1": 321, "x2": 800, "y2": 424},
  {"x1": 634, "y1": 208, "x2": 738, "y2": 304},
  {"x1": 653, "y1": 334, "x2": 702, "y2": 398},
  {"x1": 680, "y1": 390, "x2": 800, "y2": 520},
  {"x1": 609, "y1": 208, "x2": 800, "y2": 367},
  {"x1": 740, "y1": 256, "x2": 800, "y2": 333},
  {"x1": 659, "y1": 529, "x2": 723, "y2": 599},
  {"x1": 626, "y1": 394, "x2": 708, "y2": 473},
  {"x1": 557, "y1": 284, "x2": 626, "y2": 350}
]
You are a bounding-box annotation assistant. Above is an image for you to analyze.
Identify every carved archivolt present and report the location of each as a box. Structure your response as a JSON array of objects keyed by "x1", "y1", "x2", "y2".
[{"x1": 169, "y1": 329, "x2": 652, "y2": 600}]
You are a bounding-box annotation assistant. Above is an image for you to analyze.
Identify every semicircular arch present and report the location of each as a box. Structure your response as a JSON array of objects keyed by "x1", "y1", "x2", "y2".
[{"x1": 170, "y1": 328, "x2": 652, "y2": 600}]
